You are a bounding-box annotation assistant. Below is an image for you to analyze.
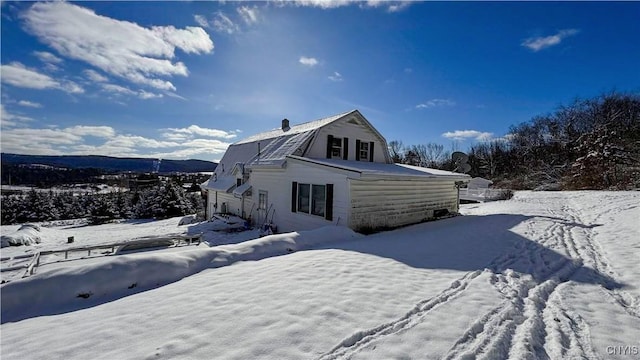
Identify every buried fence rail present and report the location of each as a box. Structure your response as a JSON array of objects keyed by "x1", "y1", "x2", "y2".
[{"x1": 3, "y1": 234, "x2": 203, "y2": 279}]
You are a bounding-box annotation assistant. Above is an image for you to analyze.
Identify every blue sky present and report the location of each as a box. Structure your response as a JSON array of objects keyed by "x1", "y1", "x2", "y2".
[{"x1": 2, "y1": 1, "x2": 639, "y2": 162}]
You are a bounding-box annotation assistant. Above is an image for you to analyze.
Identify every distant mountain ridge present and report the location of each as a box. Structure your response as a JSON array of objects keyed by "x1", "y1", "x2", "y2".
[{"x1": 1, "y1": 153, "x2": 217, "y2": 173}]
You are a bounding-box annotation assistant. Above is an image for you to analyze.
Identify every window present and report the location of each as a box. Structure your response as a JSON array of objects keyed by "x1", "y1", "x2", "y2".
[
  {"x1": 298, "y1": 184, "x2": 310, "y2": 213},
  {"x1": 258, "y1": 190, "x2": 268, "y2": 210},
  {"x1": 236, "y1": 178, "x2": 243, "y2": 187},
  {"x1": 356, "y1": 140, "x2": 374, "y2": 162},
  {"x1": 311, "y1": 185, "x2": 326, "y2": 217},
  {"x1": 297, "y1": 183, "x2": 325, "y2": 217},
  {"x1": 331, "y1": 137, "x2": 342, "y2": 158},
  {"x1": 358, "y1": 142, "x2": 369, "y2": 162},
  {"x1": 292, "y1": 182, "x2": 333, "y2": 221}
]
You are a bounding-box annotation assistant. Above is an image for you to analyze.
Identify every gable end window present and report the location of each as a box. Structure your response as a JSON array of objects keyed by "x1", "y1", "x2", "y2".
[
  {"x1": 326, "y1": 135, "x2": 343, "y2": 159},
  {"x1": 295, "y1": 183, "x2": 333, "y2": 220},
  {"x1": 358, "y1": 142, "x2": 369, "y2": 162},
  {"x1": 356, "y1": 140, "x2": 375, "y2": 162}
]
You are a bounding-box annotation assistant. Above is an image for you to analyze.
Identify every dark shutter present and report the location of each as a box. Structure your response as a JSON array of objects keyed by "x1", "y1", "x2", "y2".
[
  {"x1": 291, "y1": 182, "x2": 298, "y2": 212},
  {"x1": 325, "y1": 184, "x2": 333, "y2": 221},
  {"x1": 355, "y1": 139, "x2": 361, "y2": 161},
  {"x1": 369, "y1": 142, "x2": 375, "y2": 162},
  {"x1": 343, "y1": 137, "x2": 349, "y2": 160},
  {"x1": 326, "y1": 135, "x2": 333, "y2": 158}
]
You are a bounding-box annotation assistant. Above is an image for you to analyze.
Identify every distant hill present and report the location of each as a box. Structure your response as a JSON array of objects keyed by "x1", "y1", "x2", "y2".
[{"x1": 1, "y1": 153, "x2": 217, "y2": 173}]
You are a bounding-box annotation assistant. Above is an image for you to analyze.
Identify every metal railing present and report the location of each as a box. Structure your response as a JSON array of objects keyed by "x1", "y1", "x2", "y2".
[{"x1": 1, "y1": 234, "x2": 202, "y2": 279}]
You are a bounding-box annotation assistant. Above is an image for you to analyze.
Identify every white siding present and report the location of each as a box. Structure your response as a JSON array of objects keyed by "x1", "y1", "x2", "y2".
[
  {"x1": 251, "y1": 162, "x2": 350, "y2": 232},
  {"x1": 349, "y1": 178, "x2": 459, "y2": 232},
  {"x1": 306, "y1": 116, "x2": 390, "y2": 163},
  {"x1": 206, "y1": 190, "x2": 254, "y2": 221}
]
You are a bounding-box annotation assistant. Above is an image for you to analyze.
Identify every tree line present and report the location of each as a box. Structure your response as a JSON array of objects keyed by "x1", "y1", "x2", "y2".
[
  {"x1": 389, "y1": 92, "x2": 640, "y2": 190},
  {"x1": 1, "y1": 182, "x2": 204, "y2": 225}
]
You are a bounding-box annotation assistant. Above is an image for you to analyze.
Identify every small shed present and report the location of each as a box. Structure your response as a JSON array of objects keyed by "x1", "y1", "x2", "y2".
[{"x1": 468, "y1": 177, "x2": 493, "y2": 189}]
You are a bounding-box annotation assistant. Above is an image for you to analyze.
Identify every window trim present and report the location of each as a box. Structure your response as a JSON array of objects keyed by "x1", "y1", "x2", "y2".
[
  {"x1": 258, "y1": 190, "x2": 268, "y2": 210},
  {"x1": 330, "y1": 137, "x2": 343, "y2": 159},
  {"x1": 296, "y1": 183, "x2": 326, "y2": 218},
  {"x1": 358, "y1": 141, "x2": 369, "y2": 162}
]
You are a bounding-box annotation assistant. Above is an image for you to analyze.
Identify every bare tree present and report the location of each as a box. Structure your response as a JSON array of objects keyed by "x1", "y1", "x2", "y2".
[{"x1": 388, "y1": 140, "x2": 404, "y2": 163}]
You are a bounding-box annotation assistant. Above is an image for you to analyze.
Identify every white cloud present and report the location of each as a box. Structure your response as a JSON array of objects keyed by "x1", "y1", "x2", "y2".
[
  {"x1": 65, "y1": 125, "x2": 116, "y2": 138},
  {"x1": 386, "y1": 2, "x2": 411, "y2": 12},
  {"x1": 237, "y1": 6, "x2": 259, "y2": 24},
  {"x1": 101, "y1": 84, "x2": 164, "y2": 100},
  {"x1": 23, "y1": 2, "x2": 213, "y2": 92},
  {"x1": 208, "y1": 11, "x2": 240, "y2": 34},
  {"x1": 299, "y1": 56, "x2": 319, "y2": 67},
  {"x1": 416, "y1": 99, "x2": 455, "y2": 109},
  {"x1": 33, "y1": 51, "x2": 63, "y2": 64},
  {"x1": 442, "y1": 130, "x2": 494, "y2": 141},
  {"x1": 102, "y1": 83, "x2": 137, "y2": 96},
  {"x1": 84, "y1": 69, "x2": 109, "y2": 83},
  {"x1": 194, "y1": 14, "x2": 209, "y2": 28},
  {"x1": 328, "y1": 71, "x2": 343, "y2": 82},
  {"x1": 138, "y1": 90, "x2": 163, "y2": 100},
  {"x1": 1, "y1": 105, "x2": 34, "y2": 127},
  {"x1": 0, "y1": 121, "x2": 229, "y2": 160},
  {"x1": 0, "y1": 62, "x2": 84, "y2": 93},
  {"x1": 289, "y1": 0, "x2": 352, "y2": 9},
  {"x1": 285, "y1": 0, "x2": 412, "y2": 11},
  {"x1": 164, "y1": 125, "x2": 238, "y2": 140},
  {"x1": 521, "y1": 29, "x2": 579, "y2": 52},
  {"x1": 17, "y1": 100, "x2": 42, "y2": 108}
]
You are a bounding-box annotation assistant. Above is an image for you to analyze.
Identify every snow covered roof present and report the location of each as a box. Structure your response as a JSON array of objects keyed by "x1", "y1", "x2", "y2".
[
  {"x1": 232, "y1": 182, "x2": 252, "y2": 197},
  {"x1": 205, "y1": 175, "x2": 236, "y2": 192},
  {"x1": 287, "y1": 156, "x2": 471, "y2": 180},
  {"x1": 234, "y1": 110, "x2": 356, "y2": 144},
  {"x1": 203, "y1": 110, "x2": 360, "y2": 191}
]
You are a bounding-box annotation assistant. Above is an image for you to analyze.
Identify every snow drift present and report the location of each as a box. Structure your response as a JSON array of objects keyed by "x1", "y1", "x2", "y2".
[
  {"x1": 1, "y1": 226, "x2": 362, "y2": 323},
  {"x1": 1, "y1": 224, "x2": 42, "y2": 248}
]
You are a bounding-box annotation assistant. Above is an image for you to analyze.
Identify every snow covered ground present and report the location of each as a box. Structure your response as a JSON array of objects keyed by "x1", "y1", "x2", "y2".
[{"x1": 1, "y1": 191, "x2": 639, "y2": 359}]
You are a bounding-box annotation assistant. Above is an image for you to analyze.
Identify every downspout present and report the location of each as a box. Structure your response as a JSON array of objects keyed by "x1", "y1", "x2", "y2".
[{"x1": 454, "y1": 181, "x2": 465, "y2": 213}]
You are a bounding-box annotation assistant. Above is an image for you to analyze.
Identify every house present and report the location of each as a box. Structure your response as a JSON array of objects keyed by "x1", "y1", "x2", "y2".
[{"x1": 201, "y1": 110, "x2": 470, "y2": 233}]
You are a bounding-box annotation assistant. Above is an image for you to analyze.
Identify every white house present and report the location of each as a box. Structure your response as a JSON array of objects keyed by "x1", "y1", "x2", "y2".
[{"x1": 201, "y1": 110, "x2": 470, "y2": 233}]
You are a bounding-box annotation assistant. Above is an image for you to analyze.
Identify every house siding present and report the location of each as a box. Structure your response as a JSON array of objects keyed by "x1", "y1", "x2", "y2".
[
  {"x1": 306, "y1": 116, "x2": 389, "y2": 163},
  {"x1": 250, "y1": 162, "x2": 350, "y2": 232},
  {"x1": 349, "y1": 178, "x2": 459, "y2": 232},
  {"x1": 206, "y1": 191, "x2": 255, "y2": 221}
]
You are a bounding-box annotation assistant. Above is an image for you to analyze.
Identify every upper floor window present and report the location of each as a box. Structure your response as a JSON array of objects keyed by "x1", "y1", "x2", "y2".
[
  {"x1": 358, "y1": 141, "x2": 369, "y2": 162},
  {"x1": 355, "y1": 140, "x2": 374, "y2": 162},
  {"x1": 331, "y1": 137, "x2": 342, "y2": 158}
]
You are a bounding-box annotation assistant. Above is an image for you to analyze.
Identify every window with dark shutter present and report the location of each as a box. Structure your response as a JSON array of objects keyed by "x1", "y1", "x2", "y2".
[
  {"x1": 355, "y1": 139, "x2": 361, "y2": 161},
  {"x1": 326, "y1": 135, "x2": 333, "y2": 158},
  {"x1": 291, "y1": 182, "x2": 298, "y2": 212},
  {"x1": 369, "y1": 142, "x2": 375, "y2": 162},
  {"x1": 343, "y1": 137, "x2": 349, "y2": 160},
  {"x1": 325, "y1": 184, "x2": 333, "y2": 221}
]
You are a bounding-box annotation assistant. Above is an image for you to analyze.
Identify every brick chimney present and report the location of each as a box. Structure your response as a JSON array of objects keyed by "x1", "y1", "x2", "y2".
[{"x1": 282, "y1": 118, "x2": 290, "y2": 131}]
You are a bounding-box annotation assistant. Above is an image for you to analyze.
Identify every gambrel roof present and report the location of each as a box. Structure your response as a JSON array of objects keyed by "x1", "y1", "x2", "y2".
[{"x1": 204, "y1": 110, "x2": 377, "y2": 191}]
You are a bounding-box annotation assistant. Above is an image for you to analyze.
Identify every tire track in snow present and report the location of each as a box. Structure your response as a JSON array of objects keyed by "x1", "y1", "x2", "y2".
[
  {"x1": 543, "y1": 283, "x2": 599, "y2": 360},
  {"x1": 320, "y1": 194, "x2": 636, "y2": 359},
  {"x1": 444, "y1": 197, "x2": 589, "y2": 360},
  {"x1": 562, "y1": 197, "x2": 640, "y2": 319},
  {"x1": 316, "y1": 270, "x2": 484, "y2": 360}
]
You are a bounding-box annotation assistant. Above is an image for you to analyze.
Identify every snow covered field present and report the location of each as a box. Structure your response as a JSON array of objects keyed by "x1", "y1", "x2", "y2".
[{"x1": 1, "y1": 191, "x2": 639, "y2": 359}]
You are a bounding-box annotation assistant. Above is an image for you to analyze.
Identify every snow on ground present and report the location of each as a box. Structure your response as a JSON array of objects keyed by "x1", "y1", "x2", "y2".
[{"x1": 1, "y1": 191, "x2": 639, "y2": 359}]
